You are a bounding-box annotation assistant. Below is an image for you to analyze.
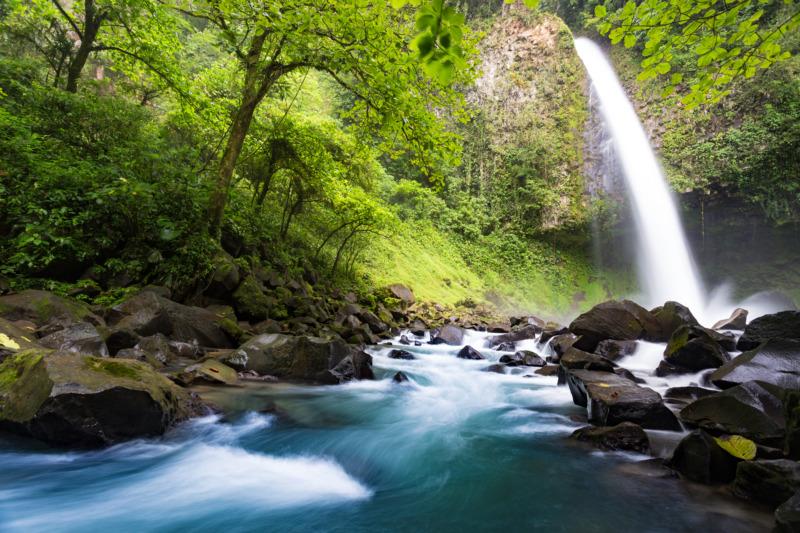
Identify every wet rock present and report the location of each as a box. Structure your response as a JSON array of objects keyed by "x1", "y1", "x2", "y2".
[
  {"x1": 38, "y1": 323, "x2": 108, "y2": 356},
  {"x1": 614, "y1": 367, "x2": 645, "y2": 384},
  {"x1": 649, "y1": 301, "x2": 699, "y2": 341},
  {"x1": 571, "y1": 422, "x2": 650, "y2": 453},
  {"x1": 398, "y1": 335, "x2": 411, "y2": 346},
  {"x1": 104, "y1": 328, "x2": 140, "y2": 357},
  {"x1": 457, "y1": 345, "x2": 484, "y2": 360},
  {"x1": 710, "y1": 339, "x2": 800, "y2": 390},
  {"x1": 429, "y1": 325, "x2": 465, "y2": 346},
  {"x1": 495, "y1": 341, "x2": 516, "y2": 352},
  {"x1": 565, "y1": 369, "x2": 681, "y2": 431},
  {"x1": 680, "y1": 381, "x2": 786, "y2": 445},
  {"x1": 0, "y1": 290, "x2": 103, "y2": 329},
  {"x1": 0, "y1": 317, "x2": 42, "y2": 357},
  {"x1": 785, "y1": 390, "x2": 800, "y2": 459},
  {"x1": 0, "y1": 350, "x2": 202, "y2": 447},
  {"x1": 388, "y1": 349, "x2": 416, "y2": 360},
  {"x1": 392, "y1": 371, "x2": 410, "y2": 384},
  {"x1": 559, "y1": 347, "x2": 616, "y2": 373},
  {"x1": 663, "y1": 386, "x2": 718, "y2": 408},
  {"x1": 660, "y1": 325, "x2": 729, "y2": 374},
  {"x1": 318, "y1": 349, "x2": 375, "y2": 384},
  {"x1": 775, "y1": 491, "x2": 800, "y2": 532},
  {"x1": 535, "y1": 365, "x2": 560, "y2": 376},
  {"x1": 487, "y1": 323, "x2": 511, "y2": 333},
  {"x1": 516, "y1": 350, "x2": 545, "y2": 367},
  {"x1": 486, "y1": 325, "x2": 540, "y2": 348},
  {"x1": 132, "y1": 334, "x2": 174, "y2": 365},
  {"x1": 594, "y1": 339, "x2": 637, "y2": 361},
  {"x1": 713, "y1": 308, "x2": 748, "y2": 331},
  {"x1": 667, "y1": 430, "x2": 740, "y2": 484},
  {"x1": 409, "y1": 319, "x2": 427, "y2": 336},
  {"x1": 738, "y1": 311, "x2": 800, "y2": 351},
  {"x1": 540, "y1": 326, "x2": 569, "y2": 344},
  {"x1": 569, "y1": 300, "x2": 660, "y2": 351},
  {"x1": 111, "y1": 291, "x2": 232, "y2": 348},
  {"x1": 734, "y1": 459, "x2": 800, "y2": 507},
  {"x1": 548, "y1": 333, "x2": 578, "y2": 362},
  {"x1": 223, "y1": 333, "x2": 370, "y2": 383},
  {"x1": 175, "y1": 359, "x2": 238, "y2": 386},
  {"x1": 484, "y1": 363, "x2": 506, "y2": 374}
]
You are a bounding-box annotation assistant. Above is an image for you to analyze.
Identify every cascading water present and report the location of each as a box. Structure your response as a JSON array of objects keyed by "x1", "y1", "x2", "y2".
[{"x1": 574, "y1": 38, "x2": 706, "y2": 315}]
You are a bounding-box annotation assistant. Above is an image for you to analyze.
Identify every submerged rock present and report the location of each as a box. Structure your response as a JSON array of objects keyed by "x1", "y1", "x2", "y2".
[
  {"x1": 0, "y1": 349, "x2": 201, "y2": 447},
  {"x1": 734, "y1": 459, "x2": 800, "y2": 507},
  {"x1": 457, "y1": 345, "x2": 484, "y2": 360},
  {"x1": 713, "y1": 308, "x2": 748, "y2": 331},
  {"x1": 569, "y1": 300, "x2": 660, "y2": 351},
  {"x1": 392, "y1": 371, "x2": 410, "y2": 383},
  {"x1": 565, "y1": 369, "x2": 681, "y2": 431},
  {"x1": 570, "y1": 422, "x2": 649, "y2": 454},
  {"x1": 659, "y1": 325, "x2": 729, "y2": 374},
  {"x1": 483, "y1": 363, "x2": 506, "y2": 374},
  {"x1": 710, "y1": 339, "x2": 800, "y2": 390},
  {"x1": 737, "y1": 310, "x2": 800, "y2": 351},
  {"x1": 429, "y1": 325, "x2": 465, "y2": 346},
  {"x1": 680, "y1": 381, "x2": 786, "y2": 445},
  {"x1": 667, "y1": 430, "x2": 740, "y2": 484}
]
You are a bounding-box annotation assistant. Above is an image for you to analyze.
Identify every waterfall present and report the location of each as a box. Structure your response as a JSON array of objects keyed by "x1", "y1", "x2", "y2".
[{"x1": 574, "y1": 38, "x2": 705, "y2": 314}]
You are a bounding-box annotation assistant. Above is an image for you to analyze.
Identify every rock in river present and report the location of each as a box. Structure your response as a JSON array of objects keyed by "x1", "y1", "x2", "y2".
[
  {"x1": 457, "y1": 345, "x2": 484, "y2": 360},
  {"x1": 429, "y1": 325, "x2": 465, "y2": 346},
  {"x1": 734, "y1": 459, "x2": 800, "y2": 507},
  {"x1": 570, "y1": 422, "x2": 650, "y2": 453},
  {"x1": 565, "y1": 369, "x2": 681, "y2": 431},
  {"x1": 569, "y1": 300, "x2": 660, "y2": 351},
  {"x1": 667, "y1": 429, "x2": 740, "y2": 484},
  {"x1": 710, "y1": 339, "x2": 800, "y2": 390},
  {"x1": 737, "y1": 310, "x2": 800, "y2": 351},
  {"x1": 0, "y1": 349, "x2": 201, "y2": 447},
  {"x1": 659, "y1": 325, "x2": 729, "y2": 374}
]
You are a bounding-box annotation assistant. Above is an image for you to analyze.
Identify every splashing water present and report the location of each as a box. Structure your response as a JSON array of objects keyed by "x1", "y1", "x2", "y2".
[{"x1": 574, "y1": 38, "x2": 706, "y2": 315}]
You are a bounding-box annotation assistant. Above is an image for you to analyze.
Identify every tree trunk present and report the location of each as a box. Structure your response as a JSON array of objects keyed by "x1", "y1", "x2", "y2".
[
  {"x1": 65, "y1": 0, "x2": 101, "y2": 93},
  {"x1": 207, "y1": 33, "x2": 270, "y2": 237}
]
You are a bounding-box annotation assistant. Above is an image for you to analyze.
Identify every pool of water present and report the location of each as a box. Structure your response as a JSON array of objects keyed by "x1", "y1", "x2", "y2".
[{"x1": 0, "y1": 331, "x2": 772, "y2": 532}]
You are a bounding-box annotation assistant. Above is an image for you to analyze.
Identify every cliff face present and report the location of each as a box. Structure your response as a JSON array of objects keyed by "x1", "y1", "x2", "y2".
[{"x1": 458, "y1": 9, "x2": 589, "y2": 234}]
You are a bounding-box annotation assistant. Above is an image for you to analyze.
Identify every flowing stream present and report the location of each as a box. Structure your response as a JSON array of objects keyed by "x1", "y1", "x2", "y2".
[{"x1": 0, "y1": 331, "x2": 770, "y2": 532}]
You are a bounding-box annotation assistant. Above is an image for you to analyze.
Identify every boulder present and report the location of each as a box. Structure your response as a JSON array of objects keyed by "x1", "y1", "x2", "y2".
[
  {"x1": 38, "y1": 323, "x2": 107, "y2": 357},
  {"x1": 570, "y1": 422, "x2": 649, "y2": 454},
  {"x1": 569, "y1": 300, "x2": 660, "y2": 351},
  {"x1": 457, "y1": 346, "x2": 484, "y2": 360},
  {"x1": 232, "y1": 275, "x2": 274, "y2": 321},
  {"x1": 565, "y1": 369, "x2": 681, "y2": 431},
  {"x1": 484, "y1": 363, "x2": 506, "y2": 374},
  {"x1": 679, "y1": 381, "x2": 786, "y2": 445},
  {"x1": 738, "y1": 311, "x2": 800, "y2": 351},
  {"x1": 111, "y1": 291, "x2": 232, "y2": 348},
  {"x1": 775, "y1": 491, "x2": 800, "y2": 532},
  {"x1": 516, "y1": 350, "x2": 545, "y2": 367},
  {"x1": 487, "y1": 323, "x2": 511, "y2": 333},
  {"x1": 539, "y1": 326, "x2": 568, "y2": 344},
  {"x1": 535, "y1": 365, "x2": 560, "y2": 377},
  {"x1": 409, "y1": 319, "x2": 427, "y2": 336},
  {"x1": 0, "y1": 290, "x2": 102, "y2": 328},
  {"x1": 388, "y1": 349, "x2": 416, "y2": 360},
  {"x1": 429, "y1": 325, "x2": 465, "y2": 346},
  {"x1": 387, "y1": 284, "x2": 415, "y2": 306},
  {"x1": 0, "y1": 350, "x2": 201, "y2": 447},
  {"x1": 649, "y1": 301, "x2": 699, "y2": 341},
  {"x1": 495, "y1": 341, "x2": 516, "y2": 352},
  {"x1": 667, "y1": 430, "x2": 740, "y2": 484},
  {"x1": 222, "y1": 334, "x2": 371, "y2": 383},
  {"x1": 398, "y1": 335, "x2": 411, "y2": 346},
  {"x1": 104, "y1": 328, "x2": 140, "y2": 357},
  {"x1": 559, "y1": 347, "x2": 616, "y2": 373},
  {"x1": 710, "y1": 339, "x2": 800, "y2": 390},
  {"x1": 785, "y1": 390, "x2": 800, "y2": 459},
  {"x1": 358, "y1": 310, "x2": 389, "y2": 334},
  {"x1": 318, "y1": 349, "x2": 375, "y2": 384},
  {"x1": 205, "y1": 253, "x2": 241, "y2": 299},
  {"x1": 712, "y1": 308, "x2": 748, "y2": 331},
  {"x1": 594, "y1": 339, "x2": 637, "y2": 361},
  {"x1": 660, "y1": 325, "x2": 729, "y2": 374},
  {"x1": 548, "y1": 333, "x2": 578, "y2": 362},
  {"x1": 175, "y1": 359, "x2": 238, "y2": 386},
  {"x1": 486, "y1": 325, "x2": 540, "y2": 348},
  {"x1": 663, "y1": 386, "x2": 718, "y2": 408},
  {"x1": 734, "y1": 460, "x2": 800, "y2": 507}
]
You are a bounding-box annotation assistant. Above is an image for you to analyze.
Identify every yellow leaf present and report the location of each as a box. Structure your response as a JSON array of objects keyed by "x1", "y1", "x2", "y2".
[
  {"x1": 714, "y1": 435, "x2": 757, "y2": 460},
  {"x1": 0, "y1": 333, "x2": 20, "y2": 350}
]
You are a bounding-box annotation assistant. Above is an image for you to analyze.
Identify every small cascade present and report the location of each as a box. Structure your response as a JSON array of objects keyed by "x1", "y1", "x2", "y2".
[{"x1": 575, "y1": 38, "x2": 705, "y2": 314}]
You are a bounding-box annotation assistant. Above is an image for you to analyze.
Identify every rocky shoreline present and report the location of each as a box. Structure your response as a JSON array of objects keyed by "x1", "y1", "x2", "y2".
[{"x1": 1, "y1": 280, "x2": 799, "y2": 530}]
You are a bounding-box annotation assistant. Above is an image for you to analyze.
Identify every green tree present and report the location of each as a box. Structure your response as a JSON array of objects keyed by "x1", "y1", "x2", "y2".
[{"x1": 175, "y1": 0, "x2": 474, "y2": 237}]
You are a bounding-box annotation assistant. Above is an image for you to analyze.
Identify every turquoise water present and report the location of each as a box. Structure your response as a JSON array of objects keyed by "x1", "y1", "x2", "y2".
[{"x1": 0, "y1": 332, "x2": 771, "y2": 532}]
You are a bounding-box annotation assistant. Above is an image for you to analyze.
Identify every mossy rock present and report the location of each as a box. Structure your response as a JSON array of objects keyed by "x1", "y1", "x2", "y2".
[
  {"x1": 0, "y1": 349, "x2": 202, "y2": 447},
  {"x1": 232, "y1": 275, "x2": 273, "y2": 321},
  {"x1": 0, "y1": 290, "x2": 101, "y2": 327},
  {"x1": 0, "y1": 317, "x2": 41, "y2": 354}
]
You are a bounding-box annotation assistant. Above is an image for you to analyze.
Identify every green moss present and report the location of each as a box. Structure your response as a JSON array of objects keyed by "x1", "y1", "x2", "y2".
[
  {"x1": 83, "y1": 357, "x2": 142, "y2": 380},
  {"x1": 0, "y1": 349, "x2": 52, "y2": 422}
]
